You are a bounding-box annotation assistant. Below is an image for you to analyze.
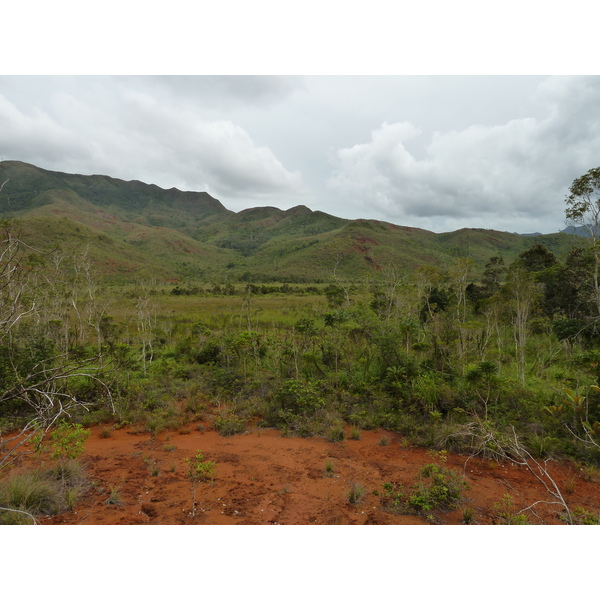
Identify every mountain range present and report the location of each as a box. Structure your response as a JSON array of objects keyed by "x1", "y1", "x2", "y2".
[{"x1": 0, "y1": 160, "x2": 581, "y2": 284}]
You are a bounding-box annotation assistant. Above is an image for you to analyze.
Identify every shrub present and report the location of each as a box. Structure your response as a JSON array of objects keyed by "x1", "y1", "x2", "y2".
[
  {"x1": 409, "y1": 458, "x2": 468, "y2": 512},
  {"x1": 186, "y1": 450, "x2": 217, "y2": 517},
  {"x1": 274, "y1": 379, "x2": 325, "y2": 415},
  {"x1": 492, "y1": 494, "x2": 529, "y2": 525},
  {"x1": 186, "y1": 451, "x2": 217, "y2": 484},
  {"x1": 50, "y1": 423, "x2": 90, "y2": 461},
  {"x1": 381, "y1": 482, "x2": 408, "y2": 514},
  {"x1": 381, "y1": 453, "x2": 467, "y2": 516},
  {"x1": 563, "y1": 506, "x2": 599, "y2": 525},
  {"x1": 213, "y1": 414, "x2": 246, "y2": 437},
  {"x1": 99, "y1": 427, "x2": 112, "y2": 439},
  {"x1": 462, "y1": 506, "x2": 475, "y2": 524}
]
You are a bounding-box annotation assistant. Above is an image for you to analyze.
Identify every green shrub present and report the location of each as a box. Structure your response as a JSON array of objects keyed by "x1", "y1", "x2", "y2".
[
  {"x1": 186, "y1": 451, "x2": 217, "y2": 484},
  {"x1": 105, "y1": 485, "x2": 123, "y2": 507},
  {"x1": 492, "y1": 494, "x2": 529, "y2": 524},
  {"x1": 186, "y1": 450, "x2": 217, "y2": 517},
  {"x1": 564, "y1": 506, "x2": 599, "y2": 525},
  {"x1": 409, "y1": 461, "x2": 467, "y2": 512},
  {"x1": 213, "y1": 414, "x2": 246, "y2": 437},
  {"x1": 381, "y1": 481, "x2": 408, "y2": 514},
  {"x1": 274, "y1": 379, "x2": 325, "y2": 415},
  {"x1": 381, "y1": 453, "x2": 467, "y2": 516},
  {"x1": 462, "y1": 506, "x2": 475, "y2": 524},
  {"x1": 50, "y1": 423, "x2": 90, "y2": 461}
]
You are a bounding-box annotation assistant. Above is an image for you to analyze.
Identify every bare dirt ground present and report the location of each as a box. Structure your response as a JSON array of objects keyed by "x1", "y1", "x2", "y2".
[{"x1": 11, "y1": 421, "x2": 597, "y2": 525}]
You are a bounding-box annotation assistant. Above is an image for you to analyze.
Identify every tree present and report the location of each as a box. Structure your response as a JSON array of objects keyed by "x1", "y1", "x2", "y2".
[
  {"x1": 517, "y1": 243, "x2": 557, "y2": 273},
  {"x1": 565, "y1": 166, "x2": 600, "y2": 315},
  {"x1": 0, "y1": 220, "x2": 112, "y2": 469},
  {"x1": 503, "y1": 265, "x2": 541, "y2": 384},
  {"x1": 481, "y1": 256, "x2": 506, "y2": 297}
]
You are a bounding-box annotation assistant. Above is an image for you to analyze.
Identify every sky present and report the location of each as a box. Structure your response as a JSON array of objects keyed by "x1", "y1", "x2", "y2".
[
  {"x1": 3, "y1": 74, "x2": 599, "y2": 234},
  {"x1": 1, "y1": 4, "x2": 599, "y2": 238}
]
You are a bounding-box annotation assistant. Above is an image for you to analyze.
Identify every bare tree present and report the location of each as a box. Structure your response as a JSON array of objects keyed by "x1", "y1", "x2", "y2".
[{"x1": 0, "y1": 220, "x2": 113, "y2": 469}]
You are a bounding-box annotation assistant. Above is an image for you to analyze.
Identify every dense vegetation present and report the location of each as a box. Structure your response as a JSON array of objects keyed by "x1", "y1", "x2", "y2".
[{"x1": 2, "y1": 162, "x2": 600, "y2": 523}]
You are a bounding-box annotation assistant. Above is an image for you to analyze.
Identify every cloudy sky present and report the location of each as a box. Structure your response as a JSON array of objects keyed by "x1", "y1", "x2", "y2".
[{"x1": 1, "y1": 74, "x2": 599, "y2": 234}]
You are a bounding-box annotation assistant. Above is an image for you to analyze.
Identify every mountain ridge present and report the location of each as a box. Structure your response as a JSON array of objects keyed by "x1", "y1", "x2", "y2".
[{"x1": 0, "y1": 160, "x2": 582, "y2": 283}]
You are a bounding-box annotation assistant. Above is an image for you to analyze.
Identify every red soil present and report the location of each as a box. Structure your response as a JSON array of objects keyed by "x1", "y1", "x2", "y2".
[{"x1": 14, "y1": 423, "x2": 599, "y2": 525}]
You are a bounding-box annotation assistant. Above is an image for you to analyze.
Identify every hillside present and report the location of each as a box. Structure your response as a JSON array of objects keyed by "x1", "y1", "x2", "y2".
[{"x1": 0, "y1": 160, "x2": 581, "y2": 283}]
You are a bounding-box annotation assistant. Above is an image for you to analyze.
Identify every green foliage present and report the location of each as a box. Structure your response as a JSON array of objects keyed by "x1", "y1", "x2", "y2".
[
  {"x1": 381, "y1": 452, "x2": 467, "y2": 516},
  {"x1": 462, "y1": 506, "x2": 475, "y2": 524},
  {"x1": 562, "y1": 506, "x2": 599, "y2": 525},
  {"x1": 213, "y1": 413, "x2": 246, "y2": 437},
  {"x1": 50, "y1": 423, "x2": 91, "y2": 461},
  {"x1": 186, "y1": 451, "x2": 217, "y2": 484},
  {"x1": 492, "y1": 494, "x2": 529, "y2": 525},
  {"x1": 565, "y1": 166, "x2": 600, "y2": 234},
  {"x1": 350, "y1": 427, "x2": 361, "y2": 440},
  {"x1": 274, "y1": 379, "x2": 324, "y2": 415},
  {"x1": 0, "y1": 471, "x2": 60, "y2": 519},
  {"x1": 409, "y1": 456, "x2": 468, "y2": 512},
  {"x1": 517, "y1": 243, "x2": 558, "y2": 273},
  {"x1": 105, "y1": 485, "x2": 123, "y2": 506}
]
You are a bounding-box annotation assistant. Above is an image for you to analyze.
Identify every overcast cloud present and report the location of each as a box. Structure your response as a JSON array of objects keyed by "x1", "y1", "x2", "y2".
[{"x1": 0, "y1": 75, "x2": 598, "y2": 233}]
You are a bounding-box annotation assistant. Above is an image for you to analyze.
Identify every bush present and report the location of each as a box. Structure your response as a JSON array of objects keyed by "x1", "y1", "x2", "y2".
[
  {"x1": 492, "y1": 494, "x2": 529, "y2": 525},
  {"x1": 213, "y1": 414, "x2": 246, "y2": 437},
  {"x1": 410, "y1": 461, "x2": 467, "y2": 512},
  {"x1": 50, "y1": 423, "x2": 90, "y2": 461},
  {"x1": 274, "y1": 379, "x2": 325, "y2": 415},
  {"x1": 381, "y1": 452, "x2": 467, "y2": 516},
  {"x1": 564, "y1": 506, "x2": 600, "y2": 525}
]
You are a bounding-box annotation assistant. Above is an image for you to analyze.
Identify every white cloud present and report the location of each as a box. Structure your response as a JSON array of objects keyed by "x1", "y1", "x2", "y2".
[
  {"x1": 0, "y1": 81, "x2": 305, "y2": 208},
  {"x1": 2, "y1": 75, "x2": 600, "y2": 232},
  {"x1": 327, "y1": 76, "x2": 600, "y2": 233}
]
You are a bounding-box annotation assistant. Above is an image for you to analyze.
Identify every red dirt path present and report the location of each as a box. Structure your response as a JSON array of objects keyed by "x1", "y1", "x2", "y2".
[{"x1": 11, "y1": 422, "x2": 596, "y2": 525}]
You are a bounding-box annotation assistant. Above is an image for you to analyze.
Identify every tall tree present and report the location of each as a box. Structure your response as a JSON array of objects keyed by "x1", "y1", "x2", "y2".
[
  {"x1": 565, "y1": 166, "x2": 600, "y2": 315},
  {"x1": 503, "y1": 266, "x2": 541, "y2": 384}
]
